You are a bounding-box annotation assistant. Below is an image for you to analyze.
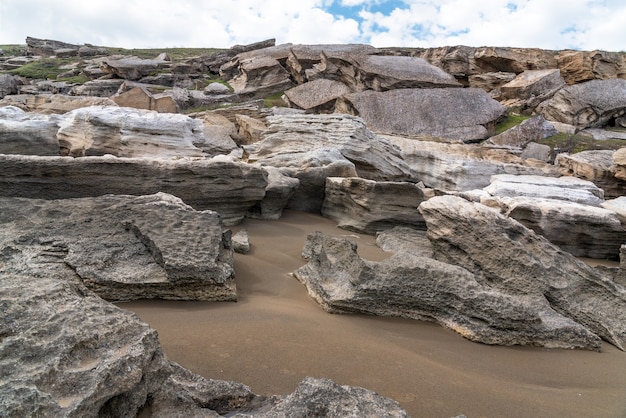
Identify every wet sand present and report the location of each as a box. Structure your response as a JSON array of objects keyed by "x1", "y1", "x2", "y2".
[{"x1": 121, "y1": 210, "x2": 626, "y2": 418}]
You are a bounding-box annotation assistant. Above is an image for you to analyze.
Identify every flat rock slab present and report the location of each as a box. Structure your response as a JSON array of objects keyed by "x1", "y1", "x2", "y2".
[
  {"x1": 0, "y1": 154, "x2": 267, "y2": 225},
  {"x1": 0, "y1": 192, "x2": 235, "y2": 301}
]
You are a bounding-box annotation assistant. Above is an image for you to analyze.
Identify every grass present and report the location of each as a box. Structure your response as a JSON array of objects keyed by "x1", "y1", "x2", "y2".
[
  {"x1": 103, "y1": 47, "x2": 225, "y2": 61},
  {"x1": 264, "y1": 92, "x2": 286, "y2": 108},
  {"x1": 0, "y1": 44, "x2": 26, "y2": 56},
  {"x1": 495, "y1": 111, "x2": 532, "y2": 134},
  {"x1": 7, "y1": 58, "x2": 76, "y2": 80}
]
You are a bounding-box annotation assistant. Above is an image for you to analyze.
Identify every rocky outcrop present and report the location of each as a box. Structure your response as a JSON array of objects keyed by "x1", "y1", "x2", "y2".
[
  {"x1": 247, "y1": 166, "x2": 300, "y2": 220},
  {"x1": 0, "y1": 155, "x2": 268, "y2": 225},
  {"x1": 556, "y1": 50, "x2": 626, "y2": 84},
  {"x1": 321, "y1": 177, "x2": 434, "y2": 234},
  {"x1": 245, "y1": 114, "x2": 414, "y2": 212},
  {"x1": 556, "y1": 150, "x2": 626, "y2": 198},
  {"x1": 419, "y1": 195, "x2": 626, "y2": 350},
  {"x1": 0, "y1": 74, "x2": 19, "y2": 98},
  {"x1": 294, "y1": 231, "x2": 602, "y2": 350},
  {"x1": 56, "y1": 106, "x2": 206, "y2": 157},
  {"x1": 385, "y1": 137, "x2": 558, "y2": 191},
  {"x1": 614, "y1": 147, "x2": 626, "y2": 181},
  {"x1": 0, "y1": 193, "x2": 236, "y2": 301},
  {"x1": 283, "y1": 78, "x2": 352, "y2": 112},
  {"x1": 111, "y1": 86, "x2": 178, "y2": 113},
  {"x1": 484, "y1": 116, "x2": 557, "y2": 148},
  {"x1": 538, "y1": 79, "x2": 626, "y2": 128},
  {"x1": 70, "y1": 79, "x2": 126, "y2": 97},
  {"x1": 101, "y1": 53, "x2": 171, "y2": 81},
  {"x1": 0, "y1": 93, "x2": 117, "y2": 114},
  {"x1": 0, "y1": 105, "x2": 61, "y2": 155},
  {"x1": 337, "y1": 88, "x2": 507, "y2": 142},
  {"x1": 499, "y1": 69, "x2": 565, "y2": 110}
]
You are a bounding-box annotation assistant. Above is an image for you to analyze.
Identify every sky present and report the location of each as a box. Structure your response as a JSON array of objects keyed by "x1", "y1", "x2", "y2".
[{"x1": 1, "y1": 0, "x2": 625, "y2": 51}]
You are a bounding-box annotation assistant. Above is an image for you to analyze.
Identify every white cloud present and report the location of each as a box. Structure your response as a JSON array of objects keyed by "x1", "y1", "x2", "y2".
[{"x1": 0, "y1": 0, "x2": 624, "y2": 51}]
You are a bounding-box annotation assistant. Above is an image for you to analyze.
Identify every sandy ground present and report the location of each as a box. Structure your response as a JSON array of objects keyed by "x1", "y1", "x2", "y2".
[{"x1": 121, "y1": 210, "x2": 626, "y2": 418}]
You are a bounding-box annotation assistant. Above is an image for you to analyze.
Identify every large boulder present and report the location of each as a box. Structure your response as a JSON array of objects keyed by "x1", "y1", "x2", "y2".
[
  {"x1": 0, "y1": 155, "x2": 268, "y2": 225},
  {"x1": 384, "y1": 137, "x2": 559, "y2": 191},
  {"x1": 499, "y1": 69, "x2": 565, "y2": 110},
  {"x1": 538, "y1": 79, "x2": 626, "y2": 129},
  {"x1": 321, "y1": 177, "x2": 434, "y2": 234},
  {"x1": 244, "y1": 114, "x2": 415, "y2": 212},
  {"x1": 56, "y1": 106, "x2": 206, "y2": 157},
  {"x1": 0, "y1": 73, "x2": 19, "y2": 98},
  {"x1": 112, "y1": 86, "x2": 178, "y2": 113},
  {"x1": 473, "y1": 47, "x2": 559, "y2": 74},
  {"x1": 419, "y1": 195, "x2": 626, "y2": 350},
  {"x1": 294, "y1": 231, "x2": 601, "y2": 350},
  {"x1": 0, "y1": 193, "x2": 235, "y2": 301},
  {"x1": 100, "y1": 54, "x2": 171, "y2": 81},
  {"x1": 556, "y1": 150, "x2": 626, "y2": 198},
  {"x1": 337, "y1": 88, "x2": 507, "y2": 142},
  {"x1": 283, "y1": 78, "x2": 352, "y2": 112},
  {"x1": 484, "y1": 116, "x2": 558, "y2": 149},
  {"x1": 0, "y1": 106, "x2": 61, "y2": 155}
]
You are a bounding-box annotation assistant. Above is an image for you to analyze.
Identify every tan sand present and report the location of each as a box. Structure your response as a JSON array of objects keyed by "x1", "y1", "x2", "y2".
[{"x1": 120, "y1": 210, "x2": 626, "y2": 418}]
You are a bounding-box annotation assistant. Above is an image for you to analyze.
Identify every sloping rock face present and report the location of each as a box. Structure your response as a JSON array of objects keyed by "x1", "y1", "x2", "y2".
[
  {"x1": 0, "y1": 105, "x2": 61, "y2": 155},
  {"x1": 0, "y1": 193, "x2": 236, "y2": 301},
  {"x1": 57, "y1": 106, "x2": 206, "y2": 157},
  {"x1": 283, "y1": 78, "x2": 352, "y2": 112},
  {"x1": 0, "y1": 155, "x2": 268, "y2": 225},
  {"x1": 538, "y1": 79, "x2": 626, "y2": 128},
  {"x1": 484, "y1": 115, "x2": 557, "y2": 148},
  {"x1": 385, "y1": 137, "x2": 558, "y2": 191},
  {"x1": 419, "y1": 195, "x2": 626, "y2": 350},
  {"x1": 244, "y1": 114, "x2": 414, "y2": 212},
  {"x1": 337, "y1": 88, "x2": 507, "y2": 142},
  {"x1": 0, "y1": 258, "x2": 171, "y2": 416},
  {"x1": 499, "y1": 69, "x2": 565, "y2": 110},
  {"x1": 294, "y1": 231, "x2": 601, "y2": 349},
  {"x1": 321, "y1": 177, "x2": 434, "y2": 234},
  {"x1": 556, "y1": 150, "x2": 626, "y2": 198}
]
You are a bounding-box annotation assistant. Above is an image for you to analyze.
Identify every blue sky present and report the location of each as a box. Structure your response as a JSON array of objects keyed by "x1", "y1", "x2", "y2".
[{"x1": 1, "y1": 0, "x2": 625, "y2": 51}]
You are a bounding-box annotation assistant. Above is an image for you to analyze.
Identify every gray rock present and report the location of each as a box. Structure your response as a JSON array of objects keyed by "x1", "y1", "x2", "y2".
[
  {"x1": 294, "y1": 231, "x2": 601, "y2": 350},
  {"x1": 521, "y1": 142, "x2": 551, "y2": 162},
  {"x1": 0, "y1": 105, "x2": 61, "y2": 155},
  {"x1": 228, "y1": 55, "x2": 295, "y2": 98},
  {"x1": 419, "y1": 195, "x2": 626, "y2": 350},
  {"x1": 484, "y1": 116, "x2": 558, "y2": 149},
  {"x1": 0, "y1": 73, "x2": 19, "y2": 98},
  {"x1": 232, "y1": 229, "x2": 251, "y2": 254},
  {"x1": 556, "y1": 150, "x2": 626, "y2": 198},
  {"x1": 601, "y1": 196, "x2": 626, "y2": 223},
  {"x1": 500, "y1": 69, "x2": 565, "y2": 110},
  {"x1": 283, "y1": 78, "x2": 352, "y2": 112},
  {"x1": 0, "y1": 154, "x2": 268, "y2": 226},
  {"x1": 337, "y1": 88, "x2": 507, "y2": 142},
  {"x1": 0, "y1": 93, "x2": 118, "y2": 114},
  {"x1": 0, "y1": 193, "x2": 235, "y2": 301},
  {"x1": 618, "y1": 245, "x2": 626, "y2": 287},
  {"x1": 468, "y1": 71, "x2": 516, "y2": 92},
  {"x1": 321, "y1": 177, "x2": 434, "y2": 234},
  {"x1": 101, "y1": 54, "x2": 170, "y2": 81},
  {"x1": 247, "y1": 166, "x2": 300, "y2": 220},
  {"x1": 375, "y1": 226, "x2": 433, "y2": 258},
  {"x1": 538, "y1": 79, "x2": 626, "y2": 129},
  {"x1": 70, "y1": 79, "x2": 126, "y2": 97}
]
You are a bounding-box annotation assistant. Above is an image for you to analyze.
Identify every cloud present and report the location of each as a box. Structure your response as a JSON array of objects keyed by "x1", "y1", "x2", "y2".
[{"x1": 0, "y1": 0, "x2": 624, "y2": 51}]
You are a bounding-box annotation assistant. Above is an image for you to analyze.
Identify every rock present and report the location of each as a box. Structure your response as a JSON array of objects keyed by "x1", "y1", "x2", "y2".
[
  {"x1": 375, "y1": 226, "x2": 433, "y2": 258},
  {"x1": 473, "y1": 47, "x2": 558, "y2": 73},
  {"x1": 538, "y1": 79, "x2": 626, "y2": 129},
  {"x1": 0, "y1": 93, "x2": 118, "y2": 114},
  {"x1": 384, "y1": 137, "x2": 559, "y2": 191},
  {"x1": 244, "y1": 114, "x2": 415, "y2": 212},
  {"x1": 0, "y1": 255, "x2": 171, "y2": 416},
  {"x1": 101, "y1": 54, "x2": 170, "y2": 81},
  {"x1": 204, "y1": 82, "x2": 232, "y2": 94},
  {"x1": 0, "y1": 73, "x2": 19, "y2": 98},
  {"x1": 601, "y1": 196, "x2": 626, "y2": 223},
  {"x1": 327, "y1": 54, "x2": 462, "y2": 91},
  {"x1": 232, "y1": 229, "x2": 251, "y2": 254},
  {"x1": 579, "y1": 128, "x2": 626, "y2": 140},
  {"x1": 289, "y1": 43, "x2": 379, "y2": 83},
  {"x1": 0, "y1": 105, "x2": 61, "y2": 155},
  {"x1": 614, "y1": 147, "x2": 626, "y2": 181},
  {"x1": 200, "y1": 112, "x2": 241, "y2": 157},
  {"x1": 468, "y1": 72, "x2": 516, "y2": 93},
  {"x1": 112, "y1": 86, "x2": 178, "y2": 113},
  {"x1": 235, "y1": 114, "x2": 268, "y2": 145},
  {"x1": 321, "y1": 177, "x2": 434, "y2": 234},
  {"x1": 283, "y1": 78, "x2": 352, "y2": 112},
  {"x1": 618, "y1": 245, "x2": 626, "y2": 287},
  {"x1": 483, "y1": 174, "x2": 604, "y2": 206},
  {"x1": 418, "y1": 195, "x2": 626, "y2": 350},
  {"x1": 56, "y1": 105, "x2": 205, "y2": 157},
  {"x1": 247, "y1": 166, "x2": 300, "y2": 220},
  {"x1": 25, "y1": 36, "x2": 80, "y2": 56},
  {"x1": 0, "y1": 193, "x2": 235, "y2": 301},
  {"x1": 499, "y1": 69, "x2": 565, "y2": 110},
  {"x1": 484, "y1": 116, "x2": 558, "y2": 148},
  {"x1": 337, "y1": 88, "x2": 507, "y2": 142},
  {"x1": 71, "y1": 79, "x2": 126, "y2": 97},
  {"x1": 0, "y1": 155, "x2": 268, "y2": 226},
  {"x1": 556, "y1": 50, "x2": 626, "y2": 85},
  {"x1": 294, "y1": 231, "x2": 601, "y2": 350},
  {"x1": 521, "y1": 142, "x2": 551, "y2": 162},
  {"x1": 228, "y1": 55, "x2": 294, "y2": 98},
  {"x1": 556, "y1": 150, "x2": 626, "y2": 198}
]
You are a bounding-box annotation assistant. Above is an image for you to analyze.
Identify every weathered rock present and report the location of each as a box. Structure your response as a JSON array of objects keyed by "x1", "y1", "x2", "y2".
[
  {"x1": 112, "y1": 86, "x2": 178, "y2": 113},
  {"x1": 0, "y1": 193, "x2": 235, "y2": 301},
  {"x1": 0, "y1": 253, "x2": 171, "y2": 416},
  {"x1": 101, "y1": 54, "x2": 170, "y2": 81},
  {"x1": 228, "y1": 55, "x2": 294, "y2": 98},
  {"x1": 556, "y1": 150, "x2": 626, "y2": 198},
  {"x1": 337, "y1": 88, "x2": 507, "y2": 142},
  {"x1": 289, "y1": 43, "x2": 379, "y2": 83},
  {"x1": 283, "y1": 78, "x2": 352, "y2": 112},
  {"x1": 200, "y1": 112, "x2": 241, "y2": 157},
  {"x1": 56, "y1": 105, "x2": 205, "y2": 157},
  {"x1": 25, "y1": 36, "x2": 80, "y2": 56},
  {"x1": 321, "y1": 177, "x2": 434, "y2": 234},
  {"x1": 0, "y1": 93, "x2": 118, "y2": 114},
  {"x1": 499, "y1": 69, "x2": 565, "y2": 110},
  {"x1": 294, "y1": 231, "x2": 601, "y2": 350},
  {"x1": 579, "y1": 128, "x2": 626, "y2": 140},
  {"x1": 419, "y1": 195, "x2": 626, "y2": 350},
  {"x1": 0, "y1": 105, "x2": 61, "y2": 155},
  {"x1": 473, "y1": 47, "x2": 559, "y2": 74},
  {"x1": 618, "y1": 245, "x2": 626, "y2": 287},
  {"x1": 0, "y1": 154, "x2": 268, "y2": 225},
  {"x1": 484, "y1": 116, "x2": 558, "y2": 148},
  {"x1": 245, "y1": 114, "x2": 414, "y2": 212},
  {"x1": 232, "y1": 229, "x2": 251, "y2": 254},
  {"x1": 556, "y1": 50, "x2": 626, "y2": 85},
  {"x1": 614, "y1": 147, "x2": 626, "y2": 181},
  {"x1": 235, "y1": 114, "x2": 268, "y2": 145},
  {"x1": 483, "y1": 174, "x2": 604, "y2": 206},
  {"x1": 0, "y1": 73, "x2": 19, "y2": 98},
  {"x1": 247, "y1": 166, "x2": 300, "y2": 220},
  {"x1": 520, "y1": 142, "x2": 552, "y2": 162},
  {"x1": 384, "y1": 137, "x2": 559, "y2": 191},
  {"x1": 602, "y1": 196, "x2": 626, "y2": 224},
  {"x1": 538, "y1": 79, "x2": 626, "y2": 129},
  {"x1": 71, "y1": 79, "x2": 126, "y2": 97},
  {"x1": 468, "y1": 71, "x2": 516, "y2": 93},
  {"x1": 375, "y1": 226, "x2": 433, "y2": 258},
  {"x1": 327, "y1": 54, "x2": 462, "y2": 91}
]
